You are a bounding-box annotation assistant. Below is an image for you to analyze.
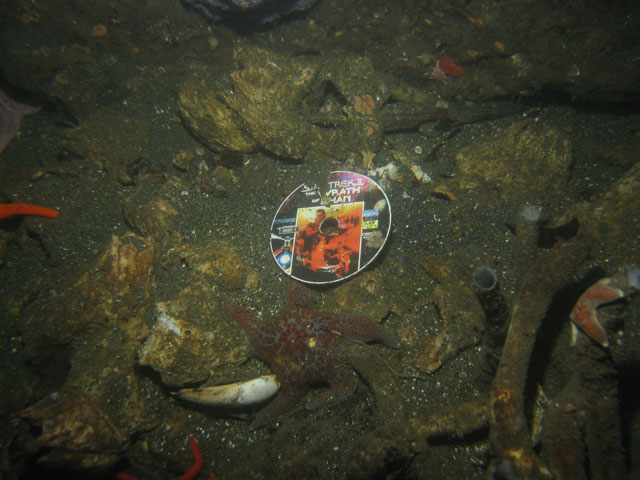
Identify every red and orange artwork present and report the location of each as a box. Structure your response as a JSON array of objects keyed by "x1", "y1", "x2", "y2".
[{"x1": 292, "y1": 202, "x2": 364, "y2": 281}]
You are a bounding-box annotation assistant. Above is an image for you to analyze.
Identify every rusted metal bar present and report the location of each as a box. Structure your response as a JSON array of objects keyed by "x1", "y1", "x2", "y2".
[{"x1": 489, "y1": 234, "x2": 591, "y2": 478}]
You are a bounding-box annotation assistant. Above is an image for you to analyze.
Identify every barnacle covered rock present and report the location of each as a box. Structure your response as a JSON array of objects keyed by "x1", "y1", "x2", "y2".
[
  {"x1": 137, "y1": 240, "x2": 257, "y2": 387},
  {"x1": 18, "y1": 234, "x2": 155, "y2": 343},
  {"x1": 440, "y1": 119, "x2": 572, "y2": 208},
  {"x1": 138, "y1": 288, "x2": 251, "y2": 387},
  {"x1": 178, "y1": 45, "x2": 389, "y2": 162},
  {"x1": 551, "y1": 160, "x2": 640, "y2": 268},
  {"x1": 178, "y1": 82, "x2": 258, "y2": 154},
  {"x1": 169, "y1": 240, "x2": 260, "y2": 291},
  {"x1": 15, "y1": 234, "x2": 157, "y2": 468},
  {"x1": 123, "y1": 195, "x2": 180, "y2": 240},
  {"x1": 19, "y1": 388, "x2": 128, "y2": 468}
]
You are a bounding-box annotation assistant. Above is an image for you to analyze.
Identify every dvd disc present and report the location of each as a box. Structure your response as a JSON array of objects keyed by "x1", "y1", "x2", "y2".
[{"x1": 270, "y1": 171, "x2": 391, "y2": 284}]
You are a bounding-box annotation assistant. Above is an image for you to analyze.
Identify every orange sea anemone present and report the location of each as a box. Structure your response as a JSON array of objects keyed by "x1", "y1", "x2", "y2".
[
  {"x1": 439, "y1": 54, "x2": 466, "y2": 77},
  {"x1": 92, "y1": 24, "x2": 108, "y2": 38}
]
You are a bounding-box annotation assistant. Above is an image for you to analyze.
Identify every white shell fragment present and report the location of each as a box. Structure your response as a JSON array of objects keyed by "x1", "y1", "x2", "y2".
[{"x1": 175, "y1": 375, "x2": 280, "y2": 407}]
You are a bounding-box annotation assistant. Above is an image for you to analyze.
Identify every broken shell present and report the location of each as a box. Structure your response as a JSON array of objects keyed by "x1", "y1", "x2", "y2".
[{"x1": 176, "y1": 374, "x2": 280, "y2": 407}]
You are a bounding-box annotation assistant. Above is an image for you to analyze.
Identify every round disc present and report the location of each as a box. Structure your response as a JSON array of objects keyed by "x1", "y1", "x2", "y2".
[{"x1": 270, "y1": 171, "x2": 391, "y2": 284}]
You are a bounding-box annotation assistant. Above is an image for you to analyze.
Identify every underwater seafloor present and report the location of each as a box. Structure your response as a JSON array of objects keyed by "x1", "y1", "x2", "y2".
[{"x1": 1, "y1": 0, "x2": 639, "y2": 479}]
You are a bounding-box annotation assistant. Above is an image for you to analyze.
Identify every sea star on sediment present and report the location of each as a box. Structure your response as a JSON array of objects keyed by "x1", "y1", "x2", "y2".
[
  {"x1": 222, "y1": 281, "x2": 401, "y2": 429},
  {"x1": 0, "y1": 87, "x2": 40, "y2": 155}
]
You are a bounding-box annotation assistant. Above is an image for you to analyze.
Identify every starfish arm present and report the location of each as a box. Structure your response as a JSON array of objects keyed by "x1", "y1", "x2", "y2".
[
  {"x1": 583, "y1": 305, "x2": 609, "y2": 348},
  {"x1": 330, "y1": 314, "x2": 401, "y2": 349},
  {"x1": 569, "y1": 278, "x2": 624, "y2": 348},
  {"x1": 306, "y1": 365, "x2": 358, "y2": 410},
  {"x1": 220, "y1": 294, "x2": 257, "y2": 332},
  {"x1": 251, "y1": 386, "x2": 306, "y2": 429},
  {"x1": 224, "y1": 282, "x2": 402, "y2": 429},
  {"x1": 570, "y1": 301, "x2": 610, "y2": 347}
]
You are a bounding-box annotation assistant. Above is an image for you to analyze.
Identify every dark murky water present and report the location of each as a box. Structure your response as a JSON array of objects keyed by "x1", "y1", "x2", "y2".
[{"x1": 1, "y1": 1, "x2": 639, "y2": 479}]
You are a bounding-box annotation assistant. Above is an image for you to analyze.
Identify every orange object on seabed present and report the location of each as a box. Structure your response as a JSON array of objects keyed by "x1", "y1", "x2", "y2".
[
  {"x1": 438, "y1": 54, "x2": 466, "y2": 77},
  {"x1": 116, "y1": 435, "x2": 215, "y2": 480},
  {"x1": 0, "y1": 203, "x2": 59, "y2": 220}
]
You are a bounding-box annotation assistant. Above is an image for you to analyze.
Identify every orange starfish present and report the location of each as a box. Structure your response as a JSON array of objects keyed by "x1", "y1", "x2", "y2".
[
  {"x1": 570, "y1": 278, "x2": 623, "y2": 347},
  {"x1": 0, "y1": 203, "x2": 59, "y2": 220},
  {"x1": 570, "y1": 266, "x2": 640, "y2": 347}
]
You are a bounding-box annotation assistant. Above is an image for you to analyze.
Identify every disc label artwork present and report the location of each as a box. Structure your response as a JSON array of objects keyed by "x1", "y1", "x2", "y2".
[{"x1": 270, "y1": 171, "x2": 391, "y2": 284}]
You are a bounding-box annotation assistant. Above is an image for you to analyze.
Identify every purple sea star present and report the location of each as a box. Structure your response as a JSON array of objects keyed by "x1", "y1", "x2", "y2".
[
  {"x1": 0, "y1": 87, "x2": 40, "y2": 155},
  {"x1": 222, "y1": 281, "x2": 401, "y2": 429}
]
